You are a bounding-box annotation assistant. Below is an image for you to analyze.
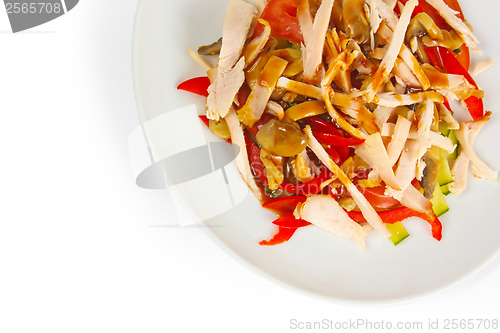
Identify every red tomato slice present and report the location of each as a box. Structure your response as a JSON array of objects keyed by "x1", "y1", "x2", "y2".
[
  {"x1": 255, "y1": 0, "x2": 303, "y2": 44},
  {"x1": 262, "y1": 196, "x2": 307, "y2": 213},
  {"x1": 358, "y1": 185, "x2": 401, "y2": 209}
]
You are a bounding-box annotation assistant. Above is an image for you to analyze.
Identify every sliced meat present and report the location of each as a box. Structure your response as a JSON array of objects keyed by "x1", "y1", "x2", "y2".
[
  {"x1": 206, "y1": 0, "x2": 257, "y2": 120},
  {"x1": 298, "y1": 195, "x2": 367, "y2": 247}
]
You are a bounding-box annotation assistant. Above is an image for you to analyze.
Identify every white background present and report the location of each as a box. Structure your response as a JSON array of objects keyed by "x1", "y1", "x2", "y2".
[{"x1": 0, "y1": 1, "x2": 498, "y2": 332}]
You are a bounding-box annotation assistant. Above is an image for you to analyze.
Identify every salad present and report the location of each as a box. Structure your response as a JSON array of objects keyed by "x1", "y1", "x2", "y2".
[{"x1": 177, "y1": 0, "x2": 497, "y2": 248}]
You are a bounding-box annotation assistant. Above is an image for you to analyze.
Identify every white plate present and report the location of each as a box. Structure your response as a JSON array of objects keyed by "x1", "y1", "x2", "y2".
[{"x1": 132, "y1": 0, "x2": 500, "y2": 303}]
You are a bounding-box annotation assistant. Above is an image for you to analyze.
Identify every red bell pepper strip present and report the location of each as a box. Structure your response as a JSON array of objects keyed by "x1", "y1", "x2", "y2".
[
  {"x1": 443, "y1": 97, "x2": 452, "y2": 113},
  {"x1": 246, "y1": 134, "x2": 268, "y2": 184},
  {"x1": 271, "y1": 213, "x2": 312, "y2": 228},
  {"x1": 425, "y1": 46, "x2": 484, "y2": 120},
  {"x1": 313, "y1": 131, "x2": 366, "y2": 146},
  {"x1": 302, "y1": 117, "x2": 350, "y2": 160},
  {"x1": 454, "y1": 43, "x2": 470, "y2": 71},
  {"x1": 259, "y1": 226, "x2": 298, "y2": 246},
  {"x1": 347, "y1": 207, "x2": 443, "y2": 241},
  {"x1": 260, "y1": 213, "x2": 312, "y2": 246},
  {"x1": 425, "y1": 46, "x2": 443, "y2": 69},
  {"x1": 262, "y1": 196, "x2": 307, "y2": 213},
  {"x1": 333, "y1": 145, "x2": 349, "y2": 163},
  {"x1": 436, "y1": 47, "x2": 482, "y2": 120},
  {"x1": 302, "y1": 117, "x2": 342, "y2": 136},
  {"x1": 199, "y1": 115, "x2": 210, "y2": 127},
  {"x1": 429, "y1": 216, "x2": 443, "y2": 241},
  {"x1": 464, "y1": 96, "x2": 485, "y2": 121},
  {"x1": 177, "y1": 77, "x2": 211, "y2": 97},
  {"x1": 324, "y1": 146, "x2": 342, "y2": 165}
]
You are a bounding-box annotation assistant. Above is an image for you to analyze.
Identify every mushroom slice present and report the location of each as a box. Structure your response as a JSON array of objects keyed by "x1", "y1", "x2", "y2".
[{"x1": 198, "y1": 38, "x2": 222, "y2": 56}]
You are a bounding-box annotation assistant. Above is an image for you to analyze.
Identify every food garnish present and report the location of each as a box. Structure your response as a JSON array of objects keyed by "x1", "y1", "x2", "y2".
[{"x1": 177, "y1": 0, "x2": 497, "y2": 247}]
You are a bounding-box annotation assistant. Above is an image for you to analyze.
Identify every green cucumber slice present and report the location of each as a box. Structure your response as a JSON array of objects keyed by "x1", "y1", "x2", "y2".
[
  {"x1": 439, "y1": 122, "x2": 451, "y2": 136},
  {"x1": 440, "y1": 183, "x2": 451, "y2": 195},
  {"x1": 387, "y1": 222, "x2": 410, "y2": 246},
  {"x1": 430, "y1": 182, "x2": 449, "y2": 217},
  {"x1": 448, "y1": 129, "x2": 459, "y2": 160},
  {"x1": 437, "y1": 148, "x2": 454, "y2": 186}
]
